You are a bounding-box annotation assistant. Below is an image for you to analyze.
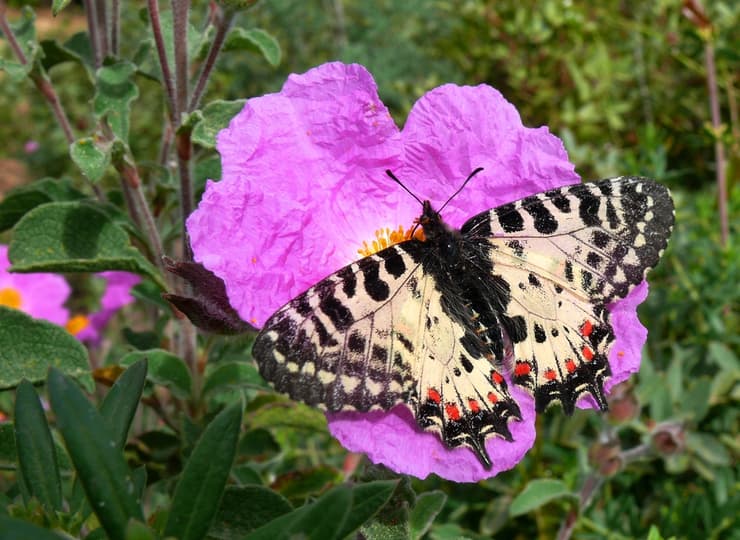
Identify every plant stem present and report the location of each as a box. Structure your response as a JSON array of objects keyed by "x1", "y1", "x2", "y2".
[
  {"x1": 111, "y1": 0, "x2": 120, "y2": 56},
  {"x1": 82, "y1": 0, "x2": 102, "y2": 68},
  {"x1": 172, "y1": 0, "x2": 190, "y2": 122},
  {"x1": 188, "y1": 7, "x2": 235, "y2": 112},
  {"x1": 0, "y1": 6, "x2": 75, "y2": 144},
  {"x1": 148, "y1": 0, "x2": 177, "y2": 123},
  {"x1": 95, "y1": 0, "x2": 109, "y2": 59},
  {"x1": 704, "y1": 40, "x2": 729, "y2": 247}
]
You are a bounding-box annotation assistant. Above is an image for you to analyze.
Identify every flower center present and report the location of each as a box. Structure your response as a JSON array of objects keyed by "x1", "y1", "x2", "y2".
[
  {"x1": 66, "y1": 314, "x2": 90, "y2": 336},
  {"x1": 0, "y1": 287, "x2": 22, "y2": 309},
  {"x1": 357, "y1": 224, "x2": 425, "y2": 257}
]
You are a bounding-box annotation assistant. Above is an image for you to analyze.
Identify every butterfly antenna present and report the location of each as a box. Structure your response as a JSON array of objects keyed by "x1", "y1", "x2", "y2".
[
  {"x1": 386, "y1": 170, "x2": 424, "y2": 206},
  {"x1": 437, "y1": 167, "x2": 485, "y2": 213}
]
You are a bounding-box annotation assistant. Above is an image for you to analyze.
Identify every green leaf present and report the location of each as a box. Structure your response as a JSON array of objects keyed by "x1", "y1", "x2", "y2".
[
  {"x1": 0, "y1": 177, "x2": 86, "y2": 233},
  {"x1": 707, "y1": 342, "x2": 738, "y2": 372},
  {"x1": 124, "y1": 519, "x2": 157, "y2": 540},
  {"x1": 0, "y1": 515, "x2": 68, "y2": 539},
  {"x1": 250, "y1": 401, "x2": 327, "y2": 433},
  {"x1": 225, "y1": 27, "x2": 281, "y2": 66},
  {"x1": 94, "y1": 62, "x2": 139, "y2": 141},
  {"x1": 0, "y1": 307, "x2": 92, "y2": 391},
  {"x1": 14, "y1": 380, "x2": 62, "y2": 512},
  {"x1": 99, "y1": 359, "x2": 148, "y2": 449},
  {"x1": 120, "y1": 350, "x2": 191, "y2": 399},
  {"x1": 245, "y1": 484, "x2": 353, "y2": 540},
  {"x1": 409, "y1": 490, "x2": 447, "y2": 539},
  {"x1": 339, "y1": 481, "x2": 399, "y2": 539},
  {"x1": 203, "y1": 361, "x2": 267, "y2": 397},
  {"x1": 208, "y1": 485, "x2": 292, "y2": 538},
  {"x1": 51, "y1": 0, "x2": 73, "y2": 16},
  {"x1": 164, "y1": 403, "x2": 243, "y2": 540},
  {"x1": 70, "y1": 138, "x2": 111, "y2": 182},
  {"x1": 190, "y1": 100, "x2": 245, "y2": 149},
  {"x1": 9, "y1": 201, "x2": 164, "y2": 289},
  {"x1": 0, "y1": 424, "x2": 17, "y2": 463},
  {"x1": 40, "y1": 38, "x2": 91, "y2": 75},
  {"x1": 48, "y1": 368, "x2": 143, "y2": 540},
  {"x1": 273, "y1": 465, "x2": 342, "y2": 503},
  {"x1": 0, "y1": 7, "x2": 37, "y2": 82},
  {"x1": 509, "y1": 479, "x2": 574, "y2": 516}
]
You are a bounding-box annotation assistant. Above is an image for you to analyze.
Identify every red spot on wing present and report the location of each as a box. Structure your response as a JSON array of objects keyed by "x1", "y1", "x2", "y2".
[
  {"x1": 582, "y1": 346, "x2": 594, "y2": 361},
  {"x1": 565, "y1": 358, "x2": 577, "y2": 373},
  {"x1": 468, "y1": 399, "x2": 480, "y2": 413},
  {"x1": 427, "y1": 388, "x2": 441, "y2": 404},
  {"x1": 514, "y1": 362, "x2": 531, "y2": 376},
  {"x1": 581, "y1": 320, "x2": 594, "y2": 337},
  {"x1": 487, "y1": 392, "x2": 498, "y2": 404},
  {"x1": 445, "y1": 403, "x2": 461, "y2": 421},
  {"x1": 545, "y1": 368, "x2": 557, "y2": 381},
  {"x1": 491, "y1": 371, "x2": 504, "y2": 385}
]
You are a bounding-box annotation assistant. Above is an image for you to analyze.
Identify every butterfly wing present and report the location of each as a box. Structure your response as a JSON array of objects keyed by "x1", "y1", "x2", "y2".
[
  {"x1": 253, "y1": 242, "x2": 521, "y2": 468},
  {"x1": 460, "y1": 176, "x2": 674, "y2": 413}
]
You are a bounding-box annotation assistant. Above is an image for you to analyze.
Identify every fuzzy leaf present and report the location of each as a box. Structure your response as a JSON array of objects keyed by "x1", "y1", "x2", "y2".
[
  {"x1": 225, "y1": 27, "x2": 281, "y2": 66},
  {"x1": 0, "y1": 307, "x2": 92, "y2": 391},
  {"x1": 191, "y1": 100, "x2": 245, "y2": 149},
  {"x1": 94, "y1": 62, "x2": 139, "y2": 141},
  {"x1": 208, "y1": 485, "x2": 292, "y2": 538},
  {"x1": 9, "y1": 201, "x2": 164, "y2": 289},
  {"x1": 70, "y1": 137, "x2": 111, "y2": 181}
]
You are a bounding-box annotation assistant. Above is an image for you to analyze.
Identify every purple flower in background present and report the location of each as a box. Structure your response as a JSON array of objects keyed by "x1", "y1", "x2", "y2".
[
  {"x1": 68, "y1": 271, "x2": 141, "y2": 344},
  {"x1": 187, "y1": 62, "x2": 650, "y2": 481},
  {"x1": 0, "y1": 244, "x2": 69, "y2": 325}
]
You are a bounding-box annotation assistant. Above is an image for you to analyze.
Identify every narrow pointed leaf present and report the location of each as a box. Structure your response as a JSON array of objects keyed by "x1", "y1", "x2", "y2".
[
  {"x1": 14, "y1": 380, "x2": 62, "y2": 512},
  {"x1": 0, "y1": 307, "x2": 92, "y2": 391},
  {"x1": 0, "y1": 516, "x2": 67, "y2": 539},
  {"x1": 99, "y1": 359, "x2": 148, "y2": 449},
  {"x1": 164, "y1": 403, "x2": 243, "y2": 540},
  {"x1": 509, "y1": 479, "x2": 574, "y2": 516},
  {"x1": 120, "y1": 350, "x2": 191, "y2": 399},
  {"x1": 245, "y1": 485, "x2": 353, "y2": 540},
  {"x1": 338, "y1": 480, "x2": 398, "y2": 539},
  {"x1": 409, "y1": 490, "x2": 447, "y2": 539},
  {"x1": 48, "y1": 368, "x2": 143, "y2": 540}
]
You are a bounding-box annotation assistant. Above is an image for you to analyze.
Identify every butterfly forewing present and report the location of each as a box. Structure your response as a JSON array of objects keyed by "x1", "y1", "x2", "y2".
[
  {"x1": 254, "y1": 243, "x2": 521, "y2": 468},
  {"x1": 460, "y1": 176, "x2": 674, "y2": 412}
]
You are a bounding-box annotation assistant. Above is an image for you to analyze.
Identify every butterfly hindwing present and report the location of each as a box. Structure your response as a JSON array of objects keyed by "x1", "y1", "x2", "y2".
[
  {"x1": 460, "y1": 176, "x2": 674, "y2": 413},
  {"x1": 254, "y1": 243, "x2": 521, "y2": 468}
]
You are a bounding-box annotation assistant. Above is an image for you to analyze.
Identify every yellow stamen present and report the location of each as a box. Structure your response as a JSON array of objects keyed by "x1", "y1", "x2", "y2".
[
  {"x1": 66, "y1": 314, "x2": 90, "y2": 336},
  {"x1": 357, "y1": 224, "x2": 425, "y2": 257},
  {"x1": 0, "y1": 287, "x2": 22, "y2": 309}
]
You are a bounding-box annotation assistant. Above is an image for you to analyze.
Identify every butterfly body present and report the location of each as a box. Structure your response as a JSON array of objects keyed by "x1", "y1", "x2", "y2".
[{"x1": 253, "y1": 177, "x2": 674, "y2": 469}]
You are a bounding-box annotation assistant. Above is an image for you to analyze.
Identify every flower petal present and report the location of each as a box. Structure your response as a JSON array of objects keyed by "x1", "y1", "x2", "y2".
[
  {"x1": 327, "y1": 386, "x2": 535, "y2": 482},
  {"x1": 0, "y1": 245, "x2": 69, "y2": 325},
  {"x1": 400, "y1": 84, "x2": 579, "y2": 227},
  {"x1": 188, "y1": 62, "x2": 415, "y2": 327},
  {"x1": 577, "y1": 281, "x2": 649, "y2": 410}
]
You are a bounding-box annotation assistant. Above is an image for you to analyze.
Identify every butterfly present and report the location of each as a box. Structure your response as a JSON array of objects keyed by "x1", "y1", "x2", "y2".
[{"x1": 252, "y1": 174, "x2": 674, "y2": 469}]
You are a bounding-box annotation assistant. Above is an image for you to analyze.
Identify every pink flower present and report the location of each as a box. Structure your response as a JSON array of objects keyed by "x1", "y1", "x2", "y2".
[
  {"x1": 69, "y1": 271, "x2": 141, "y2": 344},
  {"x1": 187, "y1": 62, "x2": 650, "y2": 481},
  {"x1": 0, "y1": 244, "x2": 70, "y2": 325}
]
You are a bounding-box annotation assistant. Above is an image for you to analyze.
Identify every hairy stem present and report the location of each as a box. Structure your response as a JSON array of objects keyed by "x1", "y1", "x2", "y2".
[
  {"x1": 82, "y1": 0, "x2": 102, "y2": 68},
  {"x1": 148, "y1": 0, "x2": 177, "y2": 122},
  {"x1": 188, "y1": 7, "x2": 235, "y2": 112},
  {"x1": 0, "y1": 6, "x2": 75, "y2": 143},
  {"x1": 704, "y1": 41, "x2": 729, "y2": 247},
  {"x1": 171, "y1": 0, "x2": 190, "y2": 122},
  {"x1": 111, "y1": 0, "x2": 120, "y2": 56}
]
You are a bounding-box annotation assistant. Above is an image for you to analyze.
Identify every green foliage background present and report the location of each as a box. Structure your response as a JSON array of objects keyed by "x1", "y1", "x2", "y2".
[{"x1": 0, "y1": 1, "x2": 737, "y2": 539}]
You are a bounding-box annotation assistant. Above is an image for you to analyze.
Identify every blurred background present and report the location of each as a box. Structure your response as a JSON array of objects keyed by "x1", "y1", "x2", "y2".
[{"x1": 1, "y1": 1, "x2": 737, "y2": 538}]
